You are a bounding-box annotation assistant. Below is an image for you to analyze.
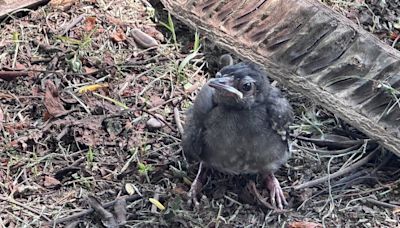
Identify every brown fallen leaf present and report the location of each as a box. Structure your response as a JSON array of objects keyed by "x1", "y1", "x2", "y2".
[
  {"x1": 84, "y1": 16, "x2": 96, "y2": 32},
  {"x1": 390, "y1": 32, "x2": 399, "y2": 41},
  {"x1": 83, "y1": 66, "x2": 98, "y2": 74},
  {"x1": 14, "y1": 62, "x2": 26, "y2": 69},
  {"x1": 44, "y1": 80, "x2": 66, "y2": 118},
  {"x1": 43, "y1": 176, "x2": 61, "y2": 187},
  {"x1": 103, "y1": 52, "x2": 115, "y2": 66},
  {"x1": 142, "y1": 26, "x2": 164, "y2": 42},
  {"x1": 149, "y1": 95, "x2": 164, "y2": 107},
  {"x1": 172, "y1": 185, "x2": 186, "y2": 195},
  {"x1": 50, "y1": 0, "x2": 75, "y2": 9},
  {"x1": 4, "y1": 122, "x2": 28, "y2": 135},
  {"x1": 393, "y1": 207, "x2": 400, "y2": 214},
  {"x1": 107, "y1": 16, "x2": 124, "y2": 27},
  {"x1": 111, "y1": 28, "x2": 127, "y2": 42},
  {"x1": 0, "y1": 91, "x2": 14, "y2": 99},
  {"x1": 288, "y1": 221, "x2": 323, "y2": 228}
]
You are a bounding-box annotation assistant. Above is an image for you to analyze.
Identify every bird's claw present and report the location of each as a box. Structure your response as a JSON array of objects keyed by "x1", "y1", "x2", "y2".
[
  {"x1": 247, "y1": 180, "x2": 275, "y2": 210},
  {"x1": 265, "y1": 173, "x2": 287, "y2": 210},
  {"x1": 187, "y1": 181, "x2": 201, "y2": 207},
  {"x1": 187, "y1": 162, "x2": 204, "y2": 207}
]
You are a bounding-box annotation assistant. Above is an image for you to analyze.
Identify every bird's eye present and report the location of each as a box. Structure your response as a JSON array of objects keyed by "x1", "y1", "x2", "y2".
[{"x1": 241, "y1": 83, "x2": 253, "y2": 92}]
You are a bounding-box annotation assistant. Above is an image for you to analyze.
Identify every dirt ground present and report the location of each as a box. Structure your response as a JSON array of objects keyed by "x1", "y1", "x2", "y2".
[{"x1": 0, "y1": 0, "x2": 400, "y2": 227}]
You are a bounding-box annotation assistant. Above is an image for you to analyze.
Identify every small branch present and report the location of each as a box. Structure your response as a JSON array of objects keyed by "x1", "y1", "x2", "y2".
[
  {"x1": 174, "y1": 107, "x2": 184, "y2": 135},
  {"x1": 292, "y1": 135, "x2": 376, "y2": 149},
  {"x1": 59, "y1": 14, "x2": 86, "y2": 35},
  {"x1": 293, "y1": 147, "x2": 379, "y2": 190},
  {"x1": 51, "y1": 194, "x2": 141, "y2": 225},
  {"x1": 0, "y1": 196, "x2": 51, "y2": 221},
  {"x1": 150, "y1": 187, "x2": 161, "y2": 213},
  {"x1": 364, "y1": 198, "x2": 400, "y2": 209},
  {"x1": 86, "y1": 195, "x2": 117, "y2": 227},
  {"x1": 0, "y1": 71, "x2": 29, "y2": 81},
  {"x1": 293, "y1": 144, "x2": 359, "y2": 156},
  {"x1": 32, "y1": 40, "x2": 65, "y2": 53}
]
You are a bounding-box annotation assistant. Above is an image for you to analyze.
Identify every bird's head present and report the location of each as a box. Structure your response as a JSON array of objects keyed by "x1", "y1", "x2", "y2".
[{"x1": 208, "y1": 63, "x2": 270, "y2": 109}]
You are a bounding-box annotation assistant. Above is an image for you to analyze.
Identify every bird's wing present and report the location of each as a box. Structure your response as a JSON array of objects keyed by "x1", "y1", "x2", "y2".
[
  {"x1": 265, "y1": 87, "x2": 294, "y2": 141},
  {"x1": 182, "y1": 84, "x2": 216, "y2": 161}
]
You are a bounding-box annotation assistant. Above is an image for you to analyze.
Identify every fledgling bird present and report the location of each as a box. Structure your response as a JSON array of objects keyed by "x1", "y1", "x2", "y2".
[{"x1": 182, "y1": 61, "x2": 293, "y2": 209}]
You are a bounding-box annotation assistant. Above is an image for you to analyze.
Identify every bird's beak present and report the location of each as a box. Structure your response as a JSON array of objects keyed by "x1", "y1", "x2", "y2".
[{"x1": 208, "y1": 76, "x2": 243, "y2": 99}]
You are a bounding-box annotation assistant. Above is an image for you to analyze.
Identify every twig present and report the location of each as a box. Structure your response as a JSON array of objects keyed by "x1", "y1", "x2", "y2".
[
  {"x1": 118, "y1": 148, "x2": 137, "y2": 176},
  {"x1": 140, "y1": 0, "x2": 153, "y2": 8},
  {"x1": 139, "y1": 72, "x2": 168, "y2": 96},
  {"x1": 312, "y1": 180, "x2": 400, "y2": 206},
  {"x1": 174, "y1": 107, "x2": 184, "y2": 135},
  {"x1": 59, "y1": 14, "x2": 86, "y2": 35},
  {"x1": 2, "y1": 57, "x2": 172, "y2": 77},
  {"x1": 32, "y1": 40, "x2": 65, "y2": 53},
  {"x1": 56, "y1": 126, "x2": 69, "y2": 141},
  {"x1": 67, "y1": 90, "x2": 91, "y2": 114},
  {"x1": 293, "y1": 135, "x2": 376, "y2": 149},
  {"x1": 65, "y1": 220, "x2": 82, "y2": 228},
  {"x1": 51, "y1": 194, "x2": 141, "y2": 225},
  {"x1": 293, "y1": 147, "x2": 379, "y2": 190},
  {"x1": 86, "y1": 195, "x2": 117, "y2": 227},
  {"x1": 294, "y1": 144, "x2": 359, "y2": 156},
  {"x1": 150, "y1": 187, "x2": 161, "y2": 213},
  {"x1": 0, "y1": 196, "x2": 51, "y2": 222},
  {"x1": 148, "y1": 97, "x2": 180, "y2": 112},
  {"x1": 0, "y1": 71, "x2": 29, "y2": 81},
  {"x1": 12, "y1": 29, "x2": 20, "y2": 69},
  {"x1": 364, "y1": 198, "x2": 400, "y2": 209}
]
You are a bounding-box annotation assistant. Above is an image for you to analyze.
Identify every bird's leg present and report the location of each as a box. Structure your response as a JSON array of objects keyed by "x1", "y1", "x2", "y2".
[
  {"x1": 264, "y1": 172, "x2": 287, "y2": 209},
  {"x1": 188, "y1": 162, "x2": 206, "y2": 206},
  {"x1": 247, "y1": 180, "x2": 275, "y2": 210}
]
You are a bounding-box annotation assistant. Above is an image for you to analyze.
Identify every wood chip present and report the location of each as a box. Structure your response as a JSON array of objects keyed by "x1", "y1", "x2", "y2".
[{"x1": 0, "y1": 0, "x2": 46, "y2": 18}]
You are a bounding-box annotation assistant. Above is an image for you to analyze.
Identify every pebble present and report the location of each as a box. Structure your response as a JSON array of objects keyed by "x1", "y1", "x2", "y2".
[
  {"x1": 146, "y1": 117, "x2": 164, "y2": 129},
  {"x1": 131, "y1": 29, "x2": 158, "y2": 49}
]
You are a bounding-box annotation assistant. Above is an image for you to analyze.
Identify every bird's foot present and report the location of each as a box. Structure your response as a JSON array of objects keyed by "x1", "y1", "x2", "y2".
[
  {"x1": 264, "y1": 173, "x2": 287, "y2": 210},
  {"x1": 247, "y1": 180, "x2": 275, "y2": 210},
  {"x1": 187, "y1": 179, "x2": 202, "y2": 207},
  {"x1": 187, "y1": 162, "x2": 205, "y2": 207}
]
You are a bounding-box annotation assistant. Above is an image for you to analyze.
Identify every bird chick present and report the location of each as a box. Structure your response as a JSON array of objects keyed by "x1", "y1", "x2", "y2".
[{"x1": 182, "y1": 62, "x2": 294, "y2": 209}]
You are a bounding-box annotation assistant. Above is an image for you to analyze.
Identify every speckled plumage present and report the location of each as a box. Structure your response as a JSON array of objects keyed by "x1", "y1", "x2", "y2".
[{"x1": 182, "y1": 62, "x2": 293, "y2": 208}]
